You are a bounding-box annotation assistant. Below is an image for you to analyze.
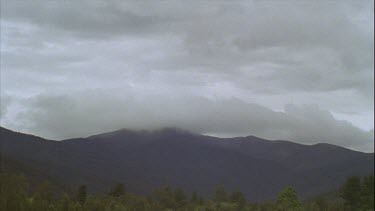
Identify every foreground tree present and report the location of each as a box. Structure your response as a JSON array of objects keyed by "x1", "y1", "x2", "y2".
[
  {"x1": 109, "y1": 183, "x2": 125, "y2": 197},
  {"x1": 152, "y1": 186, "x2": 175, "y2": 209},
  {"x1": 0, "y1": 174, "x2": 28, "y2": 211},
  {"x1": 275, "y1": 187, "x2": 302, "y2": 211},
  {"x1": 76, "y1": 185, "x2": 87, "y2": 206},
  {"x1": 360, "y1": 174, "x2": 374, "y2": 210},
  {"x1": 213, "y1": 185, "x2": 228, "y2": 203},
  {"x1": 340, "y1": 176, "x2": 361, "y2": 211},
  {"x1": 1, "y1": 172, "x2": 374, "y2": 211},
  {"x1": 174, "y1": 188, "x2": 187, "y2": 209},
  {"x1": 191, "y1": 191, "x2": 199, "y2": 203},
  {"x1": 230, "y1": 190, "x2": 246, "y2": 210}
]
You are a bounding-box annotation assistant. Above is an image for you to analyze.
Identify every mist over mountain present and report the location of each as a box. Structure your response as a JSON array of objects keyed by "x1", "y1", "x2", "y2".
[{"x1": 1, "y1": 126, "x2": 373, "y2": 201}]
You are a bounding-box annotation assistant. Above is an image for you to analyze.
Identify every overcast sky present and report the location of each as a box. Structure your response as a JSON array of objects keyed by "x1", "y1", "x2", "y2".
[{"x1": 0, "y1": 0, "x2": 373, "y2": 152}]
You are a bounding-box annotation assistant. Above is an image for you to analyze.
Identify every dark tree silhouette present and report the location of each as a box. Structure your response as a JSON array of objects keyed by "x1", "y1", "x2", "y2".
[
  {"x1": 213, "y1": 185, "x2": 228, "y2": 203},
  {"x1": 109, "y1": 183, "x2": 125, "y2": 197},
  {"x1": 76, "y1": 185, "x2": 87, "y2": 205},
  {"x1": 340, "y1": 176, "x2": 361, "y2": 211}
]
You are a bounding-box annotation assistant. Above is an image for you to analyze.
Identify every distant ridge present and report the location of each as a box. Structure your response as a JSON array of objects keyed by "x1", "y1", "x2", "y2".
[{"x1": 0, "y1": 126, "x2": 373, "y2": 201}]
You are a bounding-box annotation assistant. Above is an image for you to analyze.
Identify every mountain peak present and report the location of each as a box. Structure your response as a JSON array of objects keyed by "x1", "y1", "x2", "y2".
[
  {"x1": 1, "y1": 126, "x2": 373, "y2": 201},
  {"x1": 154, "y1": 127, "x2": 197, "y2": 136},
  {"x1": 85, "y1": 127, "x2": 198, "y2": 140}
]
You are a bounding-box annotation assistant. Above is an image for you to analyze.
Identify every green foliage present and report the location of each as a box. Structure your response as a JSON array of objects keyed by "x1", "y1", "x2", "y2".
[
  {"x1": 191, "y1": 191, "x2": 199, "y2": 203},
  {"x1": 340, "y1": 176, "x2": 361, "y2": 210},
  {"x1": 214, "y1": 185, "x2": 228, "y2": 203},
  {"x1": 275, "y1": 186, "x2": 302, "y2": 211},
  {"x1": 1, "y1": 173, "x2": 374, "y2": 211},
  {"x1": 76, "y1": 185, "x2": 87, "y2": 205},
  {"x1": 229, "y1": 190, "x2": 246, "y2": 211},
  {"x1": 230, "y1": 190, "x2": 245, "y2": 204},
  {"x1": 152, "y1": 186, "x2": 176, "y2": 209},
  {"x1": 0, "y1": 173, "x2": 28, "y2": 211},
  {"x1": 360, "y1": 174, "x2": 374, "y2": 211},
  {"x1": 303, "y1": 201, "x2": 320, "y2": 211},
  {"x1": 174, "y1": 188, "x2": 187, "y2": 208}
]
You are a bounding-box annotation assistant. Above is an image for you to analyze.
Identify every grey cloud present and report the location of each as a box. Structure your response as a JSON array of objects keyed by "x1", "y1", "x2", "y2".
[
  {"x1": 7, "y1": 92, "x2": 373, "y2": 152},
  {"x1": 1, "y1": 1, "x2": 164, "y2": 39},
  {"x1": 0, "y1": 95, "x2": 12, "y2": 118},
  {"x1": 2, "y1": 1, "x2": 372, "y2": 94}
]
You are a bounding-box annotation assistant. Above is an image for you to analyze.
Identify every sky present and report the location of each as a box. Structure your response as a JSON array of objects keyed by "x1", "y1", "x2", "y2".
[{"x1": 0, "y1": 0, "x2": 373, "y2": 152}]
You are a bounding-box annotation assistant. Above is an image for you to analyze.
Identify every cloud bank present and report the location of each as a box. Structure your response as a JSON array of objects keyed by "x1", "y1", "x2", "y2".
[{"x1": 2, "y1": 91, "x2": 372, "y2": 152}]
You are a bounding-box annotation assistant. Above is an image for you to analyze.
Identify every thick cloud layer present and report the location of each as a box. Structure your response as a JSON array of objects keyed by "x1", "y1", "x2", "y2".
[
  {"x1": 1, "y1": 92, "x2": 373, "y2": 152},
  {"x1": 0, "y1": 1, "x2": 373, "y2": 151}
]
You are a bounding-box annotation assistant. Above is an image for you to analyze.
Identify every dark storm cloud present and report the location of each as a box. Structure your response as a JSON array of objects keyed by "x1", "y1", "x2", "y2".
[{"x1": 0, "y1": 0, "x2": 373, "y2": 151}]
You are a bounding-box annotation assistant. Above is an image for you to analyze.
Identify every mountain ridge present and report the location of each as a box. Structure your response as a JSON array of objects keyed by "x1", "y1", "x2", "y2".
[
  {"x1": 0, "y1": 126, "x2": 373, "y2": 201},
  {"x1": 1, "y1": 126, "x2": 372, "y2": 154}
]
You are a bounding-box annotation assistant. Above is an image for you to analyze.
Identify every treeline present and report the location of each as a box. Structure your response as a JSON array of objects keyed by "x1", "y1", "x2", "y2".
[{"x1": 0, "y1": 173, "x2": 373, "y2": 211}]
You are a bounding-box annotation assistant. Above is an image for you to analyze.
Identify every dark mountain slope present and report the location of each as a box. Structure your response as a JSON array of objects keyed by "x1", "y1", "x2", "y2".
[
  {"x1": 215, "y1": 135, "x2": 374, "y2": 195},
  {"x1": 0, "y1": 126, "x2": 373, "y2": 201},
  {"x1": 0, "y1": 155, "x2": 67, "y2": 194}
]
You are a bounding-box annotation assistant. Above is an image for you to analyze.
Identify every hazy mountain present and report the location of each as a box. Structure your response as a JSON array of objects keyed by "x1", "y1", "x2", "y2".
[{"x1": 0, "y1": 126, "x2": 373, "y2": 201}]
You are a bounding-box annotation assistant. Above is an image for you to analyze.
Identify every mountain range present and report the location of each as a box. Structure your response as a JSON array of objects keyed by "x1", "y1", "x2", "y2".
[{"x1": 0, "y1": 126, "x2": 373, "y2": 201}]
